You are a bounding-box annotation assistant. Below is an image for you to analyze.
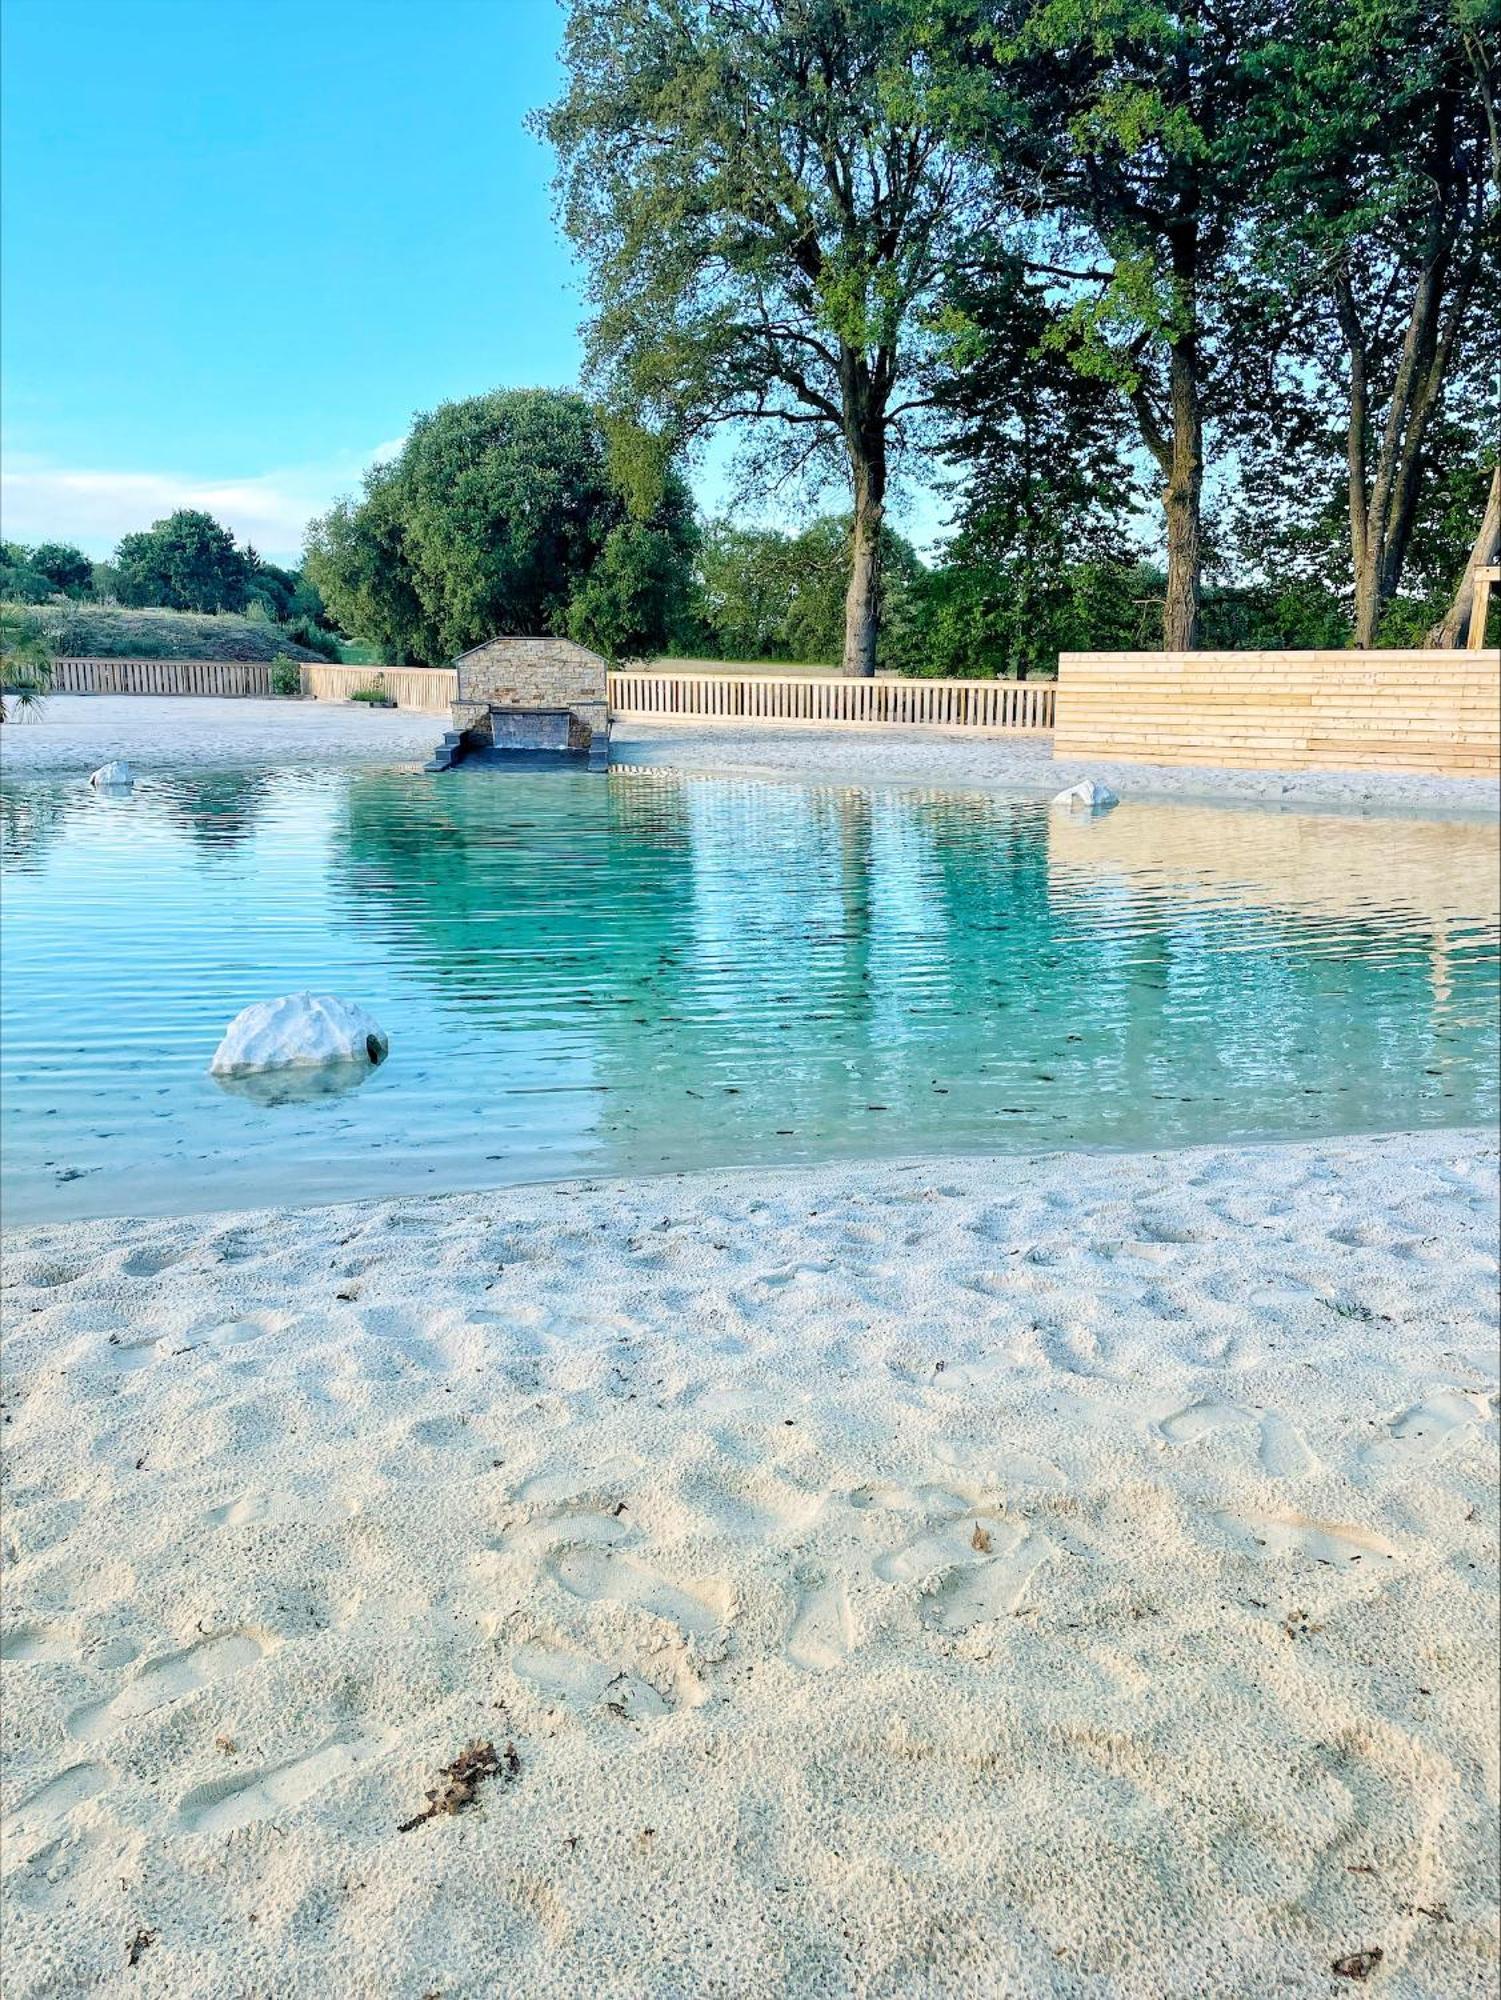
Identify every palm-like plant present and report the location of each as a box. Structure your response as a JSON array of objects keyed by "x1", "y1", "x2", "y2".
[{"x1": 0, "y1": 607, "x2": 56, "y2": 721}]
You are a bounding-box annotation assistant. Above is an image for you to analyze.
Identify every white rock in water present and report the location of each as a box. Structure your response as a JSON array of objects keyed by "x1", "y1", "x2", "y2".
[
  {"x1": 210, "y1": 993, "x2": 389, "y2": 1076},
  {"x1": 89, "y1": 761, "x2": 134, "y2": 788},
  {"x1": 1051, "y1": 778, "x2": 1119, "y2": 810}
]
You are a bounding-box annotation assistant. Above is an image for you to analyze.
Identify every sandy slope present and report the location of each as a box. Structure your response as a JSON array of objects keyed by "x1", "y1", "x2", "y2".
[
  {"x1": 6, "y1": 698, "x2": 1498, "y2": 816},
  {"x1": 2, "y1": 1131, "x2": 1497, "y2": 1998}
]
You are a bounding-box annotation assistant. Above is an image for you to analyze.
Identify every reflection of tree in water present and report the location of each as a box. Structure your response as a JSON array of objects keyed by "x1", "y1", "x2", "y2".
[
  {"x1": 329, "y1": 766, "x2": 1495, "y2": 1168},
  {"x1": 154, "y1": 771, "x2": 274, "y2": 850},
  {"x1": 1031, "y1": 807, "x2": 1485, "y2": 1138},
  {"x1": 0, "y1": 784, "x2": 91, "y2": 875},
  {"x1": 334, "y1": 768, "x2": 703, "y2": 1041}
]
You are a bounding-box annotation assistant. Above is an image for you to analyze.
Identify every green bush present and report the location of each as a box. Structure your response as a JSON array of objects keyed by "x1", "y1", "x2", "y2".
[
  {"x1": 269, "y1": 656, "x2": 303, "y2": 697},
  {"x1": 350, "y1": 675, "x2": 392, "y2": 705}
]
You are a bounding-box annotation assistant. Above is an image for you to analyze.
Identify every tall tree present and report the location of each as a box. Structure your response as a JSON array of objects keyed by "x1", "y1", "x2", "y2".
[
  {"x1": 27, "y1": 543, "x2": 93, "y2": 598},
  {"x1": 114, "y1": 510, "x2": 250, "y2": 613},
  {"x1": 543, "y1": 0, "x2": 990, "y2": 676},
  {"x1": 1253, "y1": 0, "x2": 1499, "y2": 645},
  {"x1": 948, "y1": 0, "x2": 1278, "y2": 649},
  {"x1": 304, "y1": 388, "x2": 696, "y2": 664}
]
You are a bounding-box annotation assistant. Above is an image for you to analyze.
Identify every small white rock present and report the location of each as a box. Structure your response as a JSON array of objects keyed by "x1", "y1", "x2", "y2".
[
  {"x1": 210, "y1": 993, "x2": 389, "y2": 1076},
  {"x1": 1051, "y1": 778, "x2": 1119, "y2": 811},
  {"x1": 89, "y1": 761, "x2": 134, "y2": 789}
]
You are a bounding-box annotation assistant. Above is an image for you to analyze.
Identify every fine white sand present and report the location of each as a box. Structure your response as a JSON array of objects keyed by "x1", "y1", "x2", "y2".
[
  {"x1": 616, "y1": 723, "x2": 1501, "y2": 817},
  {"x1": 0, "y1": 696, "x2": 443, "y2": 771},
  {"x1": 3, "y1": 1131, "x2": 1497, "y2": 1997},
  {"x1": 5, "y1": 697, "x2": 1498, "y2": 816}
]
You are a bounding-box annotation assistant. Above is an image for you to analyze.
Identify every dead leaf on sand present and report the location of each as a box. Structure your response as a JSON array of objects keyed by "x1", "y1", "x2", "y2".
[
  {"x1": 971, "y1": 1523, "x2": 992, "y2": 1554},
  {"x1": 1332, "y1": 1948, "x2": 1384, "y2": 1980},
  {"x1": 397, "y1": 1739, "x2": 519, "y2": 1833}
]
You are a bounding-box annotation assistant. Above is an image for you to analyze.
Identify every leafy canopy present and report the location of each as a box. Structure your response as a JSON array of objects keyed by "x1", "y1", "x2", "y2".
[
  {"x1": 304, "y1": 388, "x2": 697, "y2": 665},
  {"x1": 114, "y1": 510, "x2": 252, "y2": 614}
]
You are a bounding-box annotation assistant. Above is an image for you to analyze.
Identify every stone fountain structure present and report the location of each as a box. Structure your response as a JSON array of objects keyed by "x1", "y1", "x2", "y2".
[{"x1": 427, "y1": 637, "x2": 611, "y2": 772}]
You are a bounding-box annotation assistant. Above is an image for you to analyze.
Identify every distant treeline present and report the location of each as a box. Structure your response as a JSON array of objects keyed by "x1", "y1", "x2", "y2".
[
  {"x1": 1, "y1": 513, "x2": 340, "y2": 660},
  {"x1": 301, "y1": 388, "x2": 1493, "y2": 678}
]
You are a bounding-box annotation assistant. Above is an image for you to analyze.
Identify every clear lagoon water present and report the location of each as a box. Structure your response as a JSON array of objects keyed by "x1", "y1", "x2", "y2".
[{"x1": 2, "y1": 762, "x2": 1496, "y2": 1223}]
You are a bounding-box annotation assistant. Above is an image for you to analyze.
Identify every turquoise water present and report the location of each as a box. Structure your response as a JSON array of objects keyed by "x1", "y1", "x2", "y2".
[{"x1": 2, "y1": 763, "x2": 1496, "y2": 1223}]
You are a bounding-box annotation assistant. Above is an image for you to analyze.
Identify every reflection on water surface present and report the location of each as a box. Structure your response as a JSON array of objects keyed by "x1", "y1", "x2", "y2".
[{"x1": 2, "y1": 765, "x2": 1496, "y2": 1221}]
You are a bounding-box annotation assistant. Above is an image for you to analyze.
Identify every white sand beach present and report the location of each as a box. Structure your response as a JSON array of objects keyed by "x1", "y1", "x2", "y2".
[
  {"x1": 3, "y1": 702, "x2": 1498, "y2": 1995},
  {"x1": 2, "y1": 1132, "x2": 1497, "y2": 1998},
  {"x1": 6, "y1": 695, "x2": 1499, "y2": 816}
]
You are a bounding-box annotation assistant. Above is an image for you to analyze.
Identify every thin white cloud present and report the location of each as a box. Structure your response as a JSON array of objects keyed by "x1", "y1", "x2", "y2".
[{"x1": 0, "y1": 444, "x2": 397, "y2": 564}]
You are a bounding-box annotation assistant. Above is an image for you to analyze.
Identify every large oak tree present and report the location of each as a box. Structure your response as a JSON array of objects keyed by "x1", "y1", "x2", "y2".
[{"x1": 543, "y1": 0, "x2": 992, "y2": 676}]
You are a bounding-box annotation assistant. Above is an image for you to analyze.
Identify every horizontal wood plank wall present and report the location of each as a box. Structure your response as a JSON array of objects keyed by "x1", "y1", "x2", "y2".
[
  {"x1": 299, "y1": 663, "x2": 457, "y2": 709},
  {"x1": 1054, "y1": 650, "x2": 1500, "y2": 777},
  {"x1": 52, "y1": 657, "x2": 274, "y2": 697},
  {"x1": 606, "y1": 671, "x2": 1055, "y2": 732}
]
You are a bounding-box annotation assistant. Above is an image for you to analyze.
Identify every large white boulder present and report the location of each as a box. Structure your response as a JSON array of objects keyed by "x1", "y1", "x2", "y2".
[
  {"x1": 89, "y1": 761, "x2": 134, "y2": 789},
  {"x1": 1051, "y1": 777, "x2": 1119, "y2": 811},
  {"x1": 210, "y1": 993, "x2": 388, "y2": 1077}
]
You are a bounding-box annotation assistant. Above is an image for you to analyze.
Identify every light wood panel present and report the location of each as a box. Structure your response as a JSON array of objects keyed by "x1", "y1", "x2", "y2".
[{"x1": 1054, "y1": 650, "x2": 1500, "y2": 777}]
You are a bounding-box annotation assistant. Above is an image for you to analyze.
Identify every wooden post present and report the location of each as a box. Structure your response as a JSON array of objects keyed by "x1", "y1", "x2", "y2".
[{"x1": 1469, "y1": 564, "x2": 1500, "y2": 649}]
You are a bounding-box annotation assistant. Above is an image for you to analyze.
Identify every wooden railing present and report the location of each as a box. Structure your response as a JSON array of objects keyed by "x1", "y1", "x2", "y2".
[
  {"x1": 606, "y1": 670, "x2": 1055, "y2": 731},
  {"x1": 52, "y1": 656, "x2": 273, "y2": 697},
  {"x1": 48, "y1": 655, "x2": 1056, "y2": 734},
  {"x1": 299, "y1": 662, "x2": 457, "y2": 710}
]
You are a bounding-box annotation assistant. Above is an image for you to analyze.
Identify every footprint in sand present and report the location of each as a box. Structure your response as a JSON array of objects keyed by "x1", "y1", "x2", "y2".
[
  {"x1": 515, "y1": 1456, "x2": 640, "y2": 1508},
  {"x1": 545, "y1": 1547, "x2": 727, "y2": 1637},
  {"x1": 921, "y1": 1529, "x2": 1054, "y2": 1632},
  {"x1": 1213, "y1": 1508, "x2": 1399, "y2": 1564},
  {"x1": 0, "y1": 1621, "x2": 74, "y2": 1664},
  {"x1": 512, "y1": 1642, "x2": 672, "y2": 1719},
  {"x1": 121, "y1": 1245, "x2": 188, "y2": 1279},
  {"x1": 872, "y1": 1500, "x2": 1055, "y2": 1632},
  {"x1": 68, "y1": 1631, "x2": 269, "y2": 1742},
  {"x1": 875, "y1": 1517, "x2": 988, "y2": 1586},
  {"x1": 1, "y1": 1761, "x2": 110, "y2": 1838},
  {"x1": 1257, "y1": 1412, "x2": 1320, "y2": 1480},
  {"x1": 204, "y1": 1490, "x2": 347, "y2": 1530},
  {"x1": 786, "y1": 1578, "x2": 854, "y2": 1671},
  {"x1": 1362, "y1": 1390, "x2": 1494, "y2": 1469},
  {"x1": 495, "y1": 1507, "x2": 635, "y2": 1560},
  {"x1": 1157, "y1": 1397, "x2": 1255, "y2": 1446},
  {"x1": 177, "y1": 1731, "x2": 387, "y2": 1835}
]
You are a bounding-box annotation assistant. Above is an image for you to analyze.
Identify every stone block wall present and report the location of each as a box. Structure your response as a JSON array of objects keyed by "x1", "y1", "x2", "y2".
[{"x1": 455, "y1": 638, "x2": 608, "y2": 710}]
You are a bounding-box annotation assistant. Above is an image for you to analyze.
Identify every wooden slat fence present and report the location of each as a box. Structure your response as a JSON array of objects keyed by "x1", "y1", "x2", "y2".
[
  {"x1": 52, "y1": 657, "x2": 273, "y2": 697},
  {"x1": 606, "y1": 670, "x2": 1055, "y2": 732},
  {"x1": 299, "y1": 662, "x2": 457, "y2": 710},
  {"x1": 48, "y1": 656, "x2": 1056, "y2": 733}
]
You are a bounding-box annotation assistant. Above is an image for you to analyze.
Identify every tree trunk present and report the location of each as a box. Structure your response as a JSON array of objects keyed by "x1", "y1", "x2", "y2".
[
  {"x1": 1161, "y1": 341, "x2": 1203, "y2": 651},
  {"x1": 1431, "y1": 464, "x2": 1501, "y2": 646},
  {"x1": 842, "y1": 456, "x2": 885, "y2": 678}
]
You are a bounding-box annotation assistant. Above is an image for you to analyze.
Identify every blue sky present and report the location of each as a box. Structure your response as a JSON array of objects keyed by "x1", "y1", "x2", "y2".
[
  {"x1": 2, "y1": 0, "x2": 589, "y2": 562},
  {"x1": 2, "y1": 0, "x2": 947, "y2": 565}
]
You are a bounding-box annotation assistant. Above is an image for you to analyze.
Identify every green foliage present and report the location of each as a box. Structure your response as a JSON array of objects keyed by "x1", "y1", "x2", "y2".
[
  {"x1": 114, "y1": 510, "x2": 251, "y2": 614},
  {"x1": 350, "y1": 675, "x2": 392, "y2": 705},
  {"x1": 305, "y1": 388, "x2": 697, "y2": 664},
  {"x1": 27, "y1": 542, "x2": 93, "y2": 597},
  {"x1": 0, "y1": 606, "x2": 56, "y2": 718},
  {"x1": 269, "y1": 656, "x2": 303, "y2": 697},
  {"x1": 568, "y1": 519, "x2": 699, "y2": 664},
  {"x1": 543, "y1": 0, "x2": 996, "y2": 671},
  {"x1": 685, "y1": 514, "x2": 924, "y2": 668},
  {"x1": 0, "y1": 563, "x2": 57, "y2": 605}
]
